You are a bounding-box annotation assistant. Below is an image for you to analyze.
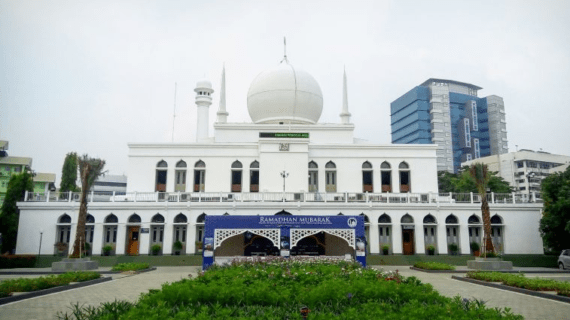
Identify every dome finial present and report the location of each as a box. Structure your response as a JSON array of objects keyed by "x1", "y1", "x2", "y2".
[{"x1": 281, "y1": 36, "x2": 288, "y2": 63}]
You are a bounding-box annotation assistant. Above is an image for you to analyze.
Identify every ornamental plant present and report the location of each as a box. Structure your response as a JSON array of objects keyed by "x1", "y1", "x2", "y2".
[
  {"x1": 0, "y1": 272, "x2": 100, "y2": 298},
  {"x1": 414, "y1": 261, "x2": 456, "y2": 270},
  {"x1": 58, "y1": 258, "x2": 522, "y2": 319},
  {"x1": 467, "y1": 271, "x2": 570, "y2": 297},
  {"x1": 111, "y1": 263, "x2": 150, "y2": 272}
]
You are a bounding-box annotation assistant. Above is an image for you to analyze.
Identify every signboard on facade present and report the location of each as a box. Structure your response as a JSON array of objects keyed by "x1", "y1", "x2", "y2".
[
  {"x1": 259, "y1": 132, "x2": 309, "y2": 138},
  {"x1": 140, "y1": 228, "x2": 149, "y2": 233}
]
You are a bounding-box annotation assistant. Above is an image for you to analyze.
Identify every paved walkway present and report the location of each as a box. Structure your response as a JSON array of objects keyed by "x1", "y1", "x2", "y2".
[
  {"x1": 0, "y1": 266, "x2": 569, "y2": 319},
  {"x1": 374, "y1": 266, "x2": 570, "y2": 320}
]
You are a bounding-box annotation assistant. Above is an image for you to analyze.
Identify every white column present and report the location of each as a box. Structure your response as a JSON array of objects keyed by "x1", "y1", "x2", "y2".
[
  {"x1": 392, "y1": 223, "x2": 402, "y2": 254},
  {"x1": 186, "y1": 223, "x2": 196, "y2": 254},
  {"x1": 415, "y1": 223, "x2": 425, "y2": 254},
  {"x1": 139, "y1": 223, "x2": 151, "y2": 255},
  {"x1": 460, "y1": 223, "x2": 470, "y2": 254},
  {"x1": 115, "y1": 225, "x2": 127, "y2": 255},
  {"x1": 68, "y1": 224, "x2": 77, "y2": 256},
  {"x1": 163, "y1": 224, "x2": 174, "y2": 254},
  {"x1": 92, "y1": 224, "x2": 103, "y2": 255},
  {"x1": 369, "y1": 221, "x2": 379, "y2": 254},
  {"x1": 437, "y1": 223, "x2": 448, "y2": 254}
]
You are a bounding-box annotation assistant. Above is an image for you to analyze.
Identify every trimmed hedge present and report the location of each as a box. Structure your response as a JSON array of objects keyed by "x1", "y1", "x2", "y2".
[
  {"x1": 0, "y1": 271, "x2": 101, "y2": 298},
  {"x1": 413, "y1": 261, "x2": 456, "y2": 270},
  {"x1": 111, "y1": 263, "x2": 150, "y2": 271},
  {"x1": 0, "y1": 255, "x2": 37, "y2": 268},
  {"x1": 467, "y1": 271, "x2": 570, "y2": 297}
]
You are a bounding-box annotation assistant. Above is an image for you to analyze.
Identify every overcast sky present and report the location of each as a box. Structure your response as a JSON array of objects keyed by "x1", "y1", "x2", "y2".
[{"x1": 1, "y1": 0, "x2": 569, "y2": 185}]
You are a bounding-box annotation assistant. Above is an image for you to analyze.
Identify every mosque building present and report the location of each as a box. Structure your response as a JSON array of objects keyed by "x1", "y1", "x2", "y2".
[{"x1": 16, "y1": 52, "x2": 544, "y2": 261}]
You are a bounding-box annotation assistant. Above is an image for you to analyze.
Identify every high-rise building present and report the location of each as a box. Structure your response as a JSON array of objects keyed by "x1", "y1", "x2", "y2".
[{"x1": 391, "y1": 78, "x2": 508, "y2": 173}]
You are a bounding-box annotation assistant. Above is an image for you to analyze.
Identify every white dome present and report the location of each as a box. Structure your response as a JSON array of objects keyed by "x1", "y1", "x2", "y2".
[
  {"x1": 195, "y1": 78, "x2": 212, "y2": 90},
  {"x1": 247, "y1": 61, "x2": 323, "y2": 124}
]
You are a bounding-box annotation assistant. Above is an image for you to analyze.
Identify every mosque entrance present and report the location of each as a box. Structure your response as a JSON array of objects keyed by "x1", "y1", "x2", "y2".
[
  {"x1": 402, "y1": 229, "x2": 414, "y2": 255},
  {"x1": 291, "y1": 233, "x2": 325, "y2": 256},
  {"x1": 126, "y1": 226, "x2": 140, "y2": 255}
]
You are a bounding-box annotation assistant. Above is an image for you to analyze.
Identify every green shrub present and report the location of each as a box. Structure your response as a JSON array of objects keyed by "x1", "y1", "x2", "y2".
[
  {"x1": 470, "y1": 242, "x2": 480, "y2": 251},
  {"x1": 173, "y1": 241, "x2": 183, "y2": 251},
  {"x1": 414, "y1": 261, "x2": 456, "y2": 270},
  {"x1": 102, "y1": 245, "x2": 113, "y2": 255},
  {"x1": 0, "y1": 255, "x2": 37, "y2": 268},
  {"x1": 59, "y1": 258, "x2": 522, "y2": 319},
  {"x1": 467, "y1": 271, "x2": 570, "y2": 296},
  {"x1": 0, "y1": 272, "x2": 100, "y2": 297},
  {"x1": 151, "y1": 244, "x2": 161, "y2": 255},
  {"x1": 111, "y1": 263, "x2": 150, "y2": 272},
  {"x1": 448, "y1": 243, "x2": 459, "y2": 253}
]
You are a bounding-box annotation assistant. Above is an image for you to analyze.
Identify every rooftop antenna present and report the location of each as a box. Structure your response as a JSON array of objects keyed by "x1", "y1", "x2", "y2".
[{"x1": 171, "y1": 82, "x2": 177, "y2": 142}]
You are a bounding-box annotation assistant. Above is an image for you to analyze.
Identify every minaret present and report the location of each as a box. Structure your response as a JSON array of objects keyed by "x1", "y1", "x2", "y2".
[
  {"x1": 194, "y1": 78, "x2": 214, "y2": 142},
  {"x1": 340, "y1": 67, "x2": 351, "y2": 124},
  {"x1": 216, "y1": 65, "x2": 228, "y2": 123}
]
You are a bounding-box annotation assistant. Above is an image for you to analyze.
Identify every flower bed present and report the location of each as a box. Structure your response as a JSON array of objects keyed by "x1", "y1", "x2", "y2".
[
  {"x1": 413, "y1": 261, "x2": 456, "y2": 270},
  {"x1": 60, "y1": 257, "x2": 521, "y2": 319},
  {"x1": 0, "y1": 272, "x2": 101, "y2": 298},
  {"x1": 467, "y1": 271, "x2": 570, "y2": 297},
  {"x1": 111, "y1": 263, "x2": 150, "y2": 272}
]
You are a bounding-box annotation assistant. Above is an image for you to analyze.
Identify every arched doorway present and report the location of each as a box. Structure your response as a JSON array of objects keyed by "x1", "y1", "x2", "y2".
[
  {"x1": 401, "y1": 214, "x2": 415, "y2": 255},
  {"x1": 126, "y1": 214, "x2": 141, "y2": 255}
]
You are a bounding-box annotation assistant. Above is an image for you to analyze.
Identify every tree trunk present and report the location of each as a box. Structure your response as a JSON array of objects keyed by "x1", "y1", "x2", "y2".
[
  {"x1": 481, "y1": 197, "x2": 495, "y2": 255},
  {"x1": 70, "y1": 163, "x2": 91, "y2": 258}
]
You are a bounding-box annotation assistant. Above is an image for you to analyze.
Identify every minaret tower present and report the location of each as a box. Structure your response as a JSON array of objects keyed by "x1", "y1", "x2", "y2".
[
  {"x1": 194, "y1": 78, "x2": 214, "y2": 142},
  {"x1": 216, "y1": 65, "x2": 228, "y2": 123},
  {"x1": 339, "y1": 67, "x2": 351, "y2": 124}
]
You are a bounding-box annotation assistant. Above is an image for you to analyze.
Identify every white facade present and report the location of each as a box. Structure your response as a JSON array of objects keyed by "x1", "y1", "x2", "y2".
[
  {"x1": 463, "y1": 149, "x2": 570, "y2": 199},
  {"x1": 16, "y1": 55, "x2": 544, "y2": 257}
]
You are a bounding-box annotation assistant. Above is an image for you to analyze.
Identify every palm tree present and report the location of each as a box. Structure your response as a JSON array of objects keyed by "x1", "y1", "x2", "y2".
[
  {"x1": 469, "y1": 163, "x2": 495, "y2": 256},
  {"x1": 70, "y1": 155, "x2": 105, "y2": 258}
]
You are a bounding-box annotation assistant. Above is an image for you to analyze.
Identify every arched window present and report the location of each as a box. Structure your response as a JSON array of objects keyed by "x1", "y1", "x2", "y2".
[
  {"x1": 223, "y1": 212, "x2": 230, "y2": 216},
  {"x1": 490, "y1": 215, "x2": 503, "y2": 224},
  {"x1": 250, "y1": 161, "x2": 259, "y2": 192},
  {"x1": 399, "y1": 161, "x2": 410, "y2": 193},
  {"x1": 174, "y1": 213, "x2": 187, "y2": 223},
  {"x1": 105, "y1": 214, "x2": 118, "y2": 224},
  {"x1": 194, "y1": 160, "x2": 206, "y2": 192},
  {"x1": 325, "y1": 161, "x2": 337, "y2": 192},
  {"x1": 360, "y1": 213, "x2": 370, "y2": 224},
  {"x1": 308, "y1": 161, "x2": 318, "y2": 192},
  {"x1": 231, "y1": 161, "x2": 242, "y2": 192},
  {"x1": 196, "y1": 213, "x2": 206, "y2": 224},
  {"x1": 196, "y1": 213, "x2": 206, "y2": 245},
  {"x1": 337, "y1": 212, "x2": 344, "y2": 215},
  {"x1": 468, "y1": 215, "x2": 481, "y2": 224},
  {"x1": 378, "y1": 214, "x2": 392, "y2": 224},
  {"x1": 381, "y1": 161, "x2": 392, "y2": 193},
  {"x1": 151, "y1": 214, "x2": 165, "y2": 223},
  {"x1": 156, "y1": 160, "x2": 168, "y2": 192},
  {"x1": 175, "y1": 160, "x2": 187, "y2": 192},
  {"x1": 401, "y1": 214, "x2": 414, "y2": 224},
  {"x1": 362, "y1": 161, "x2": 373, "y2": 193},
  {"x1": 423, "y1": 214, "x2": 437, "y2": 224},
  {"x1": 58, "y1": 214, "x2": 71, "y2": 224},
  {"x1": 86, "y1": 214, "x2": 95, "y2": 224},
  {"x1": 275, "y1": 210, "x2": 292, "y2": 216},
  {"x1": 445, "y1": 214, "x2": 458, "y2": 224},
  {"x1": 128, "y1": 214, "x2": 141, "y2": 223}
]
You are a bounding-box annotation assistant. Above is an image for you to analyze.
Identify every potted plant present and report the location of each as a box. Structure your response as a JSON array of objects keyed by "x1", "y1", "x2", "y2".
[
  {"x1": 448, "y1": 243, "x2": 459, "y2": 255},
  {"x1": 55, "y1": 242, "x2": 68, "y2": 256},
  {"x1": 381, "y1": 244, "x2": 390, "y2": 255},
  {"x1": 427, "y1": 245, "x2": 436, "y2": 255},
  {"x1": 470, "y1": 241, "x2": 480, "y2": 256},
  {"x1": 173, "y1": 241, "x2": 183, "y2": 255},
  {"x1": 102, "y1": 245, "x2": 113, "y2": 256},
  {"x1": 195, "y1": 241, "x2": 203, "y2": 253},
  {"x1": 151, "y1": 244, "x2": 162, "y2": 256},
  {"x1": 83, "y1": 242, "x2": 91, "y2": 256}
]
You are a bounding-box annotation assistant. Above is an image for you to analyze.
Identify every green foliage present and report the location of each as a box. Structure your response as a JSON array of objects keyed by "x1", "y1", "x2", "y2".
[
  {"x1": 448, "y1": 243, "x2": 459, "y2": 253},
  {"x1": 0, "y1": 171, "x2": 34, "y2": 253},
  {"x1": 467, "y1": 271, "x2": 570, "y2": 297},
  {"x1": 539, "y1": 166, "x2": 570, "y2": 252},
  {"x1": 151, "y1": 244, "x2": 161, "y2": 254},
  {"x1": 60, "y1": 152, "x2": 78, "y2": 193},
  {"x1": 173, "y1": 241, "x2": 184, "y2": 251},
  {"x1": 0, "y1": 271, "x2": 100, "y2": 298},
  {"x1": 111, "y1": 263, "x2": 150, "y2": 271},
  {"x1": 0, "y1": 255, "x2": 37, "y2": 268},
  {"x1": 470, "y1": 242, "x2": 480, "y2": 251},
  {"x1": 59, "y1": 258, "x2": 522, "y2": 319},
  {"x1": 413, "y1": 261, "x2": 456, "y2": 270},
  {"x1": 437, "y1": 167, "x2": 512, "y2": 193},
  {"x1": 102, "y1": 245, "x2": 113, "y2": 253}
]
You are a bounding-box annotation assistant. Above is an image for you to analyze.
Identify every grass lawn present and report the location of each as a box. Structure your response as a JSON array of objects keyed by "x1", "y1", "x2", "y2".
[{"x1": 34, "y1": 255, "x2": 202, "y2": 268}]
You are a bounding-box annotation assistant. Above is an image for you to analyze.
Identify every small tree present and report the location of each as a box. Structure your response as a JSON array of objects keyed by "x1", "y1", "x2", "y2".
[
  {"x1": 469, "y1": 163, "x2": 495, "y2": 256},
  {"x1": 0, "y1": 171, "x2": 33, "y2": 253},
  {"x1": 60, "y1": 152, "x2": 78, "y2": 194},
  {"x1": 539, "y1": 166, "x2": 570, "y2": 252},
  {"x1": 70, "y1": 155, "x2": 105, "y2": 258}
]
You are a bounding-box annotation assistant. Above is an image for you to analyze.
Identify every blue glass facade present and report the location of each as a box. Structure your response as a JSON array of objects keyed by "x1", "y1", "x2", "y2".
[{"x1": 391, "y1": 84, "x2": 493, "y2": 173}]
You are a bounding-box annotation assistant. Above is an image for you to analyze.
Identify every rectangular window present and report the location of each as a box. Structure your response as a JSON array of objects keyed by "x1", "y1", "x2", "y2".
[
  {"x1": 474, "y1": 139, "x2": 480, "y2": 158},
  {"x1": 379, "y1": 228, "x2": 383, "y2": 236},
  {"x1": 113, "y1": 229, "x2": 117, "y2": 242},
  {"x1": 466, "y1": 154, "x2": 472, "y2": 161},
  {"x1": 182, "y1": 227, "x2": 186, "y2": 242},
  {"x1": 471, "y1": 102, "x2": 478, "y2": 131}
]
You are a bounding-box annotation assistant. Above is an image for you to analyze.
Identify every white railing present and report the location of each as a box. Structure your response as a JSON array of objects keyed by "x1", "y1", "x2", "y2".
[{"x1": 23, "y1": 191, "x2": 543, "y2": 204}]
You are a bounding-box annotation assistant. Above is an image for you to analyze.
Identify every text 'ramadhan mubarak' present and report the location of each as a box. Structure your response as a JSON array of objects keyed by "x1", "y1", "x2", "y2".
[{"x1": 259, "y1": 217, "x2": 332, "y2": 225}]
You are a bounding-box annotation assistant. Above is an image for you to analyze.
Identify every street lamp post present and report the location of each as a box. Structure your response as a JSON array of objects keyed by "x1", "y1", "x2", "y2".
[
  {"x1": 280, "y1": 171, "x2": 289, "y2": 201},
  {"x1": 38, "y1": 230, "x2": 43, "y2": 263}
]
